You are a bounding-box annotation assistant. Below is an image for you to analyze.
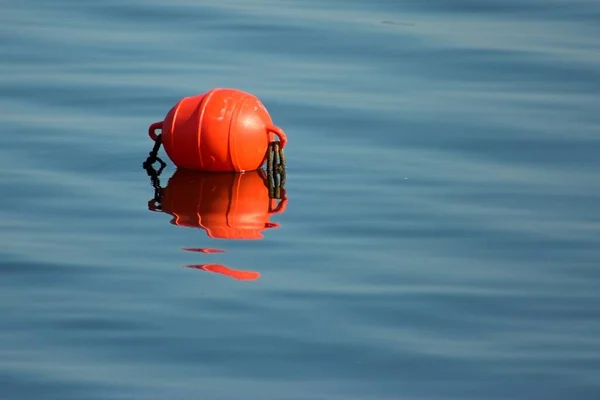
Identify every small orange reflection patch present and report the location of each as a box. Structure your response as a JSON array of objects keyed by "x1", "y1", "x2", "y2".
[{"x1": 186, "y1": 264, "x2": 260, "y2": 281}]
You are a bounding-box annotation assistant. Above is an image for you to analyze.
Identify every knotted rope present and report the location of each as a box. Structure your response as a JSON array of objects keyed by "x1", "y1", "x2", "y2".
[{"x1": 266, "y1": 141, "x2": 286, "y2": 200}]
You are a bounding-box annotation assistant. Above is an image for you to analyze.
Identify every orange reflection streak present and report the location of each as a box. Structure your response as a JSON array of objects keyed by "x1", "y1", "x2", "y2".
[
  {"x1": 157, "y1": 169, "x2": 286, "y2": 240},
  {"x1": 182, "y1": 247, "x2": 225, "y2": 254},
  {"x1": 186, "y1": 264, "x2": 261, "y2": 281},
  {"x1": 147, "y1": 168, "x2": 287, "y2": 282}
]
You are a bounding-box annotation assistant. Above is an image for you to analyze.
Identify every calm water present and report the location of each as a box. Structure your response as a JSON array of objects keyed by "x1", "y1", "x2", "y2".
[{"x1": 1, "y1": 1, "x2": 600, "y2": 399}]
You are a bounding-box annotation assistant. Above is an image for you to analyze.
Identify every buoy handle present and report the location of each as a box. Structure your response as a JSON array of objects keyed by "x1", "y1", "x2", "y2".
[
  {"x1": 149, "y1": 121, "x2": 163, "y2": 141},
  {"x1": 266, "y1": 125, "x2": 287, "y2": 148}
]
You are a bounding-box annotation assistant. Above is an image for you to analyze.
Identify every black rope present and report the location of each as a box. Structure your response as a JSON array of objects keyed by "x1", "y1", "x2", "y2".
[
  {"x1": 142, "y1": 134, "x2": 166, "y2": 170},
  {"x1": 266, "y1": 141, "x2": 286, "y2": 200},
  {"x1": 142, "y1": 133, "x2": 165, "y2": 209},
  {"x1": 144, "y1": 162, "x2": 164, "y2": 210}
]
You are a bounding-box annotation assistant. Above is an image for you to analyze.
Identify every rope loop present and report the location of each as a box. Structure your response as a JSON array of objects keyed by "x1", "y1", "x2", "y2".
[
  {"x1": 265, "y1": 141, "x2": 286, "y2": 200},
  {"x1": 142, "y1": 133, "x2": 166, "y2": 170}
]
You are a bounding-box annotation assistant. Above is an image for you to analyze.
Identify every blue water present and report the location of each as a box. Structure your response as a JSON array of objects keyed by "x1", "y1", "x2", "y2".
[{"x1": 1, "y1": 1, "x2": 600, "y2": 399}]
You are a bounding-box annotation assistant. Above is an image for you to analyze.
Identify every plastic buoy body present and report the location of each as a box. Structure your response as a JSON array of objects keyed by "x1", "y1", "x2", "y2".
[
  {"x1": 149, "y1": 88, "x2": 287, "y2": 172},
  {"x1": 149, "y1": 169, "x2": 287, "y2": 239}
]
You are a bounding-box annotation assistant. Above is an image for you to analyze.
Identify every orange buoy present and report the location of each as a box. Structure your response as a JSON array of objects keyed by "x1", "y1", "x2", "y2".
[
  {"x1": 148, "y1": 88, "x2": 287, "y2": 172},
  {"x1": 148, "y1": 169, "x2": 287, "y2": 240}
]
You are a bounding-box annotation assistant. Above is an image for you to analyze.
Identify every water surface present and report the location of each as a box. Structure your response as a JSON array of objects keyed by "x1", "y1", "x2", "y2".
[{"x1": 1, "y1": 0, "x2": 599, "y2": 399}]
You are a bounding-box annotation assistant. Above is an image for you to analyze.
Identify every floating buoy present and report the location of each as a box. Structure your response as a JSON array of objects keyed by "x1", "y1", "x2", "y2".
[
  {"x1": 147, "y1": 88, "x2": 287, "y2": 172},
  {"x1": 148, "y1": 169, "x2": 287, "y2": 240}
]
